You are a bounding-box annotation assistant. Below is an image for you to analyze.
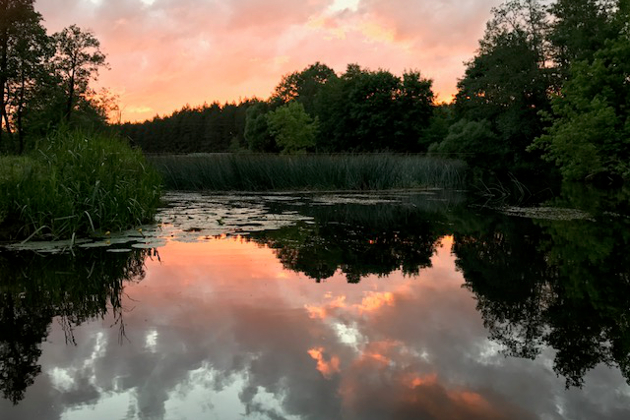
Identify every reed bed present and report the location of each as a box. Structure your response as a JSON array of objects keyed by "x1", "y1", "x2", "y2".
[
  {"x1": 0, "y1": 130, "x2": 162, "y2": 241},
  {"x1": 150, "y1": 154, "x2": 467, "y2": 191}
]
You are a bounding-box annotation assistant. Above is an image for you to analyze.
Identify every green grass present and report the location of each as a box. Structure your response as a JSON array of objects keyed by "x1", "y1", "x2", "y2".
[
  {"x1": 0, "y1": 130, "x2": 162, "y2": 241},
  {"x1": 150, "y1": 154, "x2": 467, "y2": 191}
]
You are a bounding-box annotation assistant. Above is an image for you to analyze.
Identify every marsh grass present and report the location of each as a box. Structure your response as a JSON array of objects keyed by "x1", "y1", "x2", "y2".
[
  {"x1": 0, "y1": 130, "x2": 161, "y2": 241},
  {"x1": 151, "y1": 154, "x2": 467, "y2": 191}
]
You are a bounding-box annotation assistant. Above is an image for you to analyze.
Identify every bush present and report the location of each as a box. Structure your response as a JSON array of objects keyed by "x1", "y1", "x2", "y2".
[{"x1": 0, "y1": 130, "x2": 161, "y2": 240}]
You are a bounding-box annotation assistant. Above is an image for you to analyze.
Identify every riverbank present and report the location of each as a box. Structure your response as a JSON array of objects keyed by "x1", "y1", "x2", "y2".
[{"x1": 0, "y1": 130, "x2": 161, "y2": 241}]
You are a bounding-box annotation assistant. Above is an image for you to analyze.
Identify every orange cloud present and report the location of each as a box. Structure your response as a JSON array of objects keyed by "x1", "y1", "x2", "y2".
[
  {"x1": 308, "y1": 347, "x2": 342, "y2": 379},
  {"x1": 34, "y1": 0, "x2": 504, "y2": 121},
  {"x1": 305, "y1": 294, "x2": 347, "y2": 319},
  {"x1": 356, "y1": 291, "x2": 394, "y2": 313}
]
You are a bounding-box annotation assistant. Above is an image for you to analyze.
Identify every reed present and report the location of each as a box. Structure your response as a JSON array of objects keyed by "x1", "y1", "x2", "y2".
[
  {"x1": 150, "y1": 153, "x2": 467, "y2": 191},
  {"x1": 0, "y1": 130, "x2": 162, "y2": 241}
]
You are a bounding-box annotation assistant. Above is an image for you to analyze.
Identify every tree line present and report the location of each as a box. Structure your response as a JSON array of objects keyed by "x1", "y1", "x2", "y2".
[
  {"x1": 119, "y1": 63, "x2": 435, "y2": 155},
  {"x1": 2, "y1": 0, "x2": 629, "y2": 183},
  {"x1": 0, "y1": 0, "x2": 109, "y2": 154},
  {"x1": 121, "y1": 0, "x2": 629, "y2": 182},
  {"x1": 119, "y1": 101, "x2": 253, "y2": 154},
  {"x1": 437, "y1": 0, "x2": 630, "y2": 182}
]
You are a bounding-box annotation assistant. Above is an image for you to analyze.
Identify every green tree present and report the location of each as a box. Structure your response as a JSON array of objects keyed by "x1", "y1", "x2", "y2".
[
  {"x1": 548, "y1": 0, "x2": 618, "y2": 81},
  {"x1": 244, "y1": 101, "x2": 276, "y2": 152},
  {"x1": 0, "y1": 0, "x2": 46, "y2": 151},
  {"x1": 266, "y1": 101, "x2": 318, "y2": 154},
  {"x1": 420, "y1": 103, "x2": 453, "y2": 151},
  {"x1": 315, "y1": 64, "x2": 434, "y2": 152},
  {"x1": 446, "y1": 0, "x2": 551, "y2": 170},
  {"x1": 5, "y1": 18, "x2": 50, "y2": 153},
  {"x1": 529, "y1": 35, "x2": 630, "y2": 181},
  {"x1": 52, "y1": 24, "x2": 107, "y2": 124},
  {"x1": 431, "y1": 119, "x2": 501, "y2": 165},
  {"x1": 397, "y1": 70, "x2": 435, "y2": 150},
  {"x1": 271, "y1": 62, "x2": 337, "y2": 116}
]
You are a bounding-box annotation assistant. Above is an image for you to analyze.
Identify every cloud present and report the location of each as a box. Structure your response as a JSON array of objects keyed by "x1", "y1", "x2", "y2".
[{"x1": 32, "y1": 0, "x2": 507, "y2": 121}]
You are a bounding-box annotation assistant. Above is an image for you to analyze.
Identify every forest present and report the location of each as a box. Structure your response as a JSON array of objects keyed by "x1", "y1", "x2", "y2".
[{"x1": 2, "y1": 0, "x2": 630, "y2": 183}]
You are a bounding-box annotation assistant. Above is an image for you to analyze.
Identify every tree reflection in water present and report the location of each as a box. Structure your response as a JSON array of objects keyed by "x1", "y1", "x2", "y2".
[
  {"x1": 0, "y1": 185, "x2": 628, "y2": 407},
  {"x1": 249, "y1": 200, "x2": 449, "y2": 282},
  {"x1": 250, "y1": 186, "x2": 630, "y2": 388},
  {"x1": 0, "y1": 248, "x2": 150, "y2": 404},
  {"x1": 454, "y1": 185, "x2": 630, "y2": 388}
]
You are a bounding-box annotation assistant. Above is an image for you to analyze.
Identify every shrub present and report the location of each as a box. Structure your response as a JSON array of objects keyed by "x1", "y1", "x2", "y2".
[{"x1": 0, "y1": 130, "x2": 161, "y2": 240}]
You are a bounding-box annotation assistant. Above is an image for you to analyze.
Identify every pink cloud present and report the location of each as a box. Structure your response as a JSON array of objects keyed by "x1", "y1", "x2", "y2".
[{"x1": 35, "y1": 0, "x2": 503, "y2": 121}]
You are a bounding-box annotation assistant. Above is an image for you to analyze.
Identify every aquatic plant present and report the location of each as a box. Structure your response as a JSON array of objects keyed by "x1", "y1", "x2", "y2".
[
  {"x1": 0, "y1": 130, "x2": 162, "y2": 240},
  {"x1": 150, "y1": 153, "x2": 466, "y2": 191}
]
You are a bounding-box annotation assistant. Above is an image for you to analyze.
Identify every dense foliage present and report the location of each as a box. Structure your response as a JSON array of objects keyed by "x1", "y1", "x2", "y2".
[
  {"x1": 433, "y1": 0, "x2": 630, "y2": 182},
  {"x1": 116, "y1": 1, "x2": 629, "y2": 184},
  {"x1": 120, "y1": 63, "x2": 435, "y2": 155},
  {"x1": 0, "y1": 130, "x2": 161, "y2": 240},
  {"x1": 118, "y1": 100, "x2": 253, "y2": 154},
  {"x1": 0, "y1": 1, "x2": 110, "y2": 154}
]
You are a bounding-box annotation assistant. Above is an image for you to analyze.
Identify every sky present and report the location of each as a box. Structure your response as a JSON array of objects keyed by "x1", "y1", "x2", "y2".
[{"x1": 35, "y1": 0, "x2": 504, "y2": 122}]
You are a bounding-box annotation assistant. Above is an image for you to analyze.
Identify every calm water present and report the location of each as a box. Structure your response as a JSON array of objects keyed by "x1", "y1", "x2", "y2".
[{"x1": 1, "y1": 186, "x2": 629, "y2": 419}]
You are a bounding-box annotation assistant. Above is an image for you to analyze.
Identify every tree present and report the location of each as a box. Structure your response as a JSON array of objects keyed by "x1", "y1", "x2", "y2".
[
  {"x1": 315, "y1": 64, "x2": 434, "y2": 152},
  {"x1": 397, "y1": 70, "x2": 435, "y2": 150},
  {"x1": 431, "y1": 119, "x2": 501, "y2": 165},
  {"x1": 271, "y1": 62, "x2": 337, "y2": 116},
  {"x1": 244, "y1": 101, "x2": 277, "y2": 152},
  {"x1": 445, "y1": 0, "x2": 551, "y2": 170},
  {"x1": 529, "y1": 34, "x2": 630, "y2": 181},
  {"x1": 420, "y1": 103, "x2": 454, "y2": 151},
  {"x1": 0, "y1": 0, "x2": 45, "y2": 151},
  {"x1": 5, "y1": 14, "x2": 49, "y2": 153},
  {"x1": 51, "y1": 24, "x2": 107, "y2": 124},
  {"x1": 266, "y1": 101, "x2": 318, "y2": 154},
  {"x1": 547, "y1": 0, "x2": 617, "y2": 81}
]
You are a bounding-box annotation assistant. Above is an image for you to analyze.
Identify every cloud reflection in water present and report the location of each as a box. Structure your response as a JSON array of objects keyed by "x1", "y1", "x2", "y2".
[{"x1": 2, "y1": 234, "x2": 628, "y2": 420}]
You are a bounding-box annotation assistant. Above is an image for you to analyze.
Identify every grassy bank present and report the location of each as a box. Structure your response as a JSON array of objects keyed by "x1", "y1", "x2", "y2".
[
  {"x1": 150, "y1": 154, "x2": 467, "y2": 191},
  {"x1": 0, "y1": 130, "x2": 161, "y2": 241}
]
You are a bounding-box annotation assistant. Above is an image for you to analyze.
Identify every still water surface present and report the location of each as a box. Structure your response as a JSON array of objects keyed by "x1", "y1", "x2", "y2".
[{"x1": 1, "y1": 187, "x2": 629, "y2": 419}]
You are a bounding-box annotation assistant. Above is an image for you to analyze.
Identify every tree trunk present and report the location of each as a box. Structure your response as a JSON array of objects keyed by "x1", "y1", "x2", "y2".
[
  {"x1": 17, "y1": 69, "x2": 25, "y2": 154},
  {"x1": 64, "y1": 66, "x2": 76, "y2": 123},
  {"x1": 1, "y1": 106, "x2": 12, "y2": 141},
  {"x1": 0, "y1": 11, "x2": 8, "y2": 148}
]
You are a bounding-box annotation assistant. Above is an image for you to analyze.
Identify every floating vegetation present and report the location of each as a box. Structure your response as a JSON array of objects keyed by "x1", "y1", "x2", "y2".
[
  {"x1": 312, "y1": 194, "x2": 400, "y2": 206},
  {"x1": 1, "y1": 190, "x2": 459, "y2": 253},
  {"x1": 499, "y1": 206, "x2": 593, "y2": 221},
  {"x1": 5, "y1": 189, "x2": 600, "y2": 254}
]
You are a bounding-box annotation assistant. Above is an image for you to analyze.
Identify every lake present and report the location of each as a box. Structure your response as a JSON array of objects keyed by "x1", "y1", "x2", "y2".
[{"x1": 1, "y1": 186, "x2": 629, "y2": 420}]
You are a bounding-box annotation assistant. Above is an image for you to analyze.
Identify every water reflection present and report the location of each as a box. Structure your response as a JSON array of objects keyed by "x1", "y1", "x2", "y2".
[
  {"x1": 0, "y1": 187, "x2": 629, "y2": 419},
  {"x1": 249, "y1": 202, "x2": 446, "y2": 282},
  {"x1": 0, "y1": 248, "x2": 149, "y2": 404},
  {"x1": 453, "y1": 186, "x2": 630, "y2": 388}
]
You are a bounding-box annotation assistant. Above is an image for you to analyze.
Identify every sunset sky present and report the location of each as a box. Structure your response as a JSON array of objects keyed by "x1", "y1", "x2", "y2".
[{"x1": 36, "y1": 0, "x2": 504, "y2": 122}]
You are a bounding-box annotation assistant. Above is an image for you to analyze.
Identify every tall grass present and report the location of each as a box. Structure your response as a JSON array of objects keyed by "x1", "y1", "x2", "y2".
[
  {"x1": 0, "y1": 130, "x2": 161, "y2": 241},
  {"x1": 151, "y1": 154, "x2": 467, "y2": 191}
]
